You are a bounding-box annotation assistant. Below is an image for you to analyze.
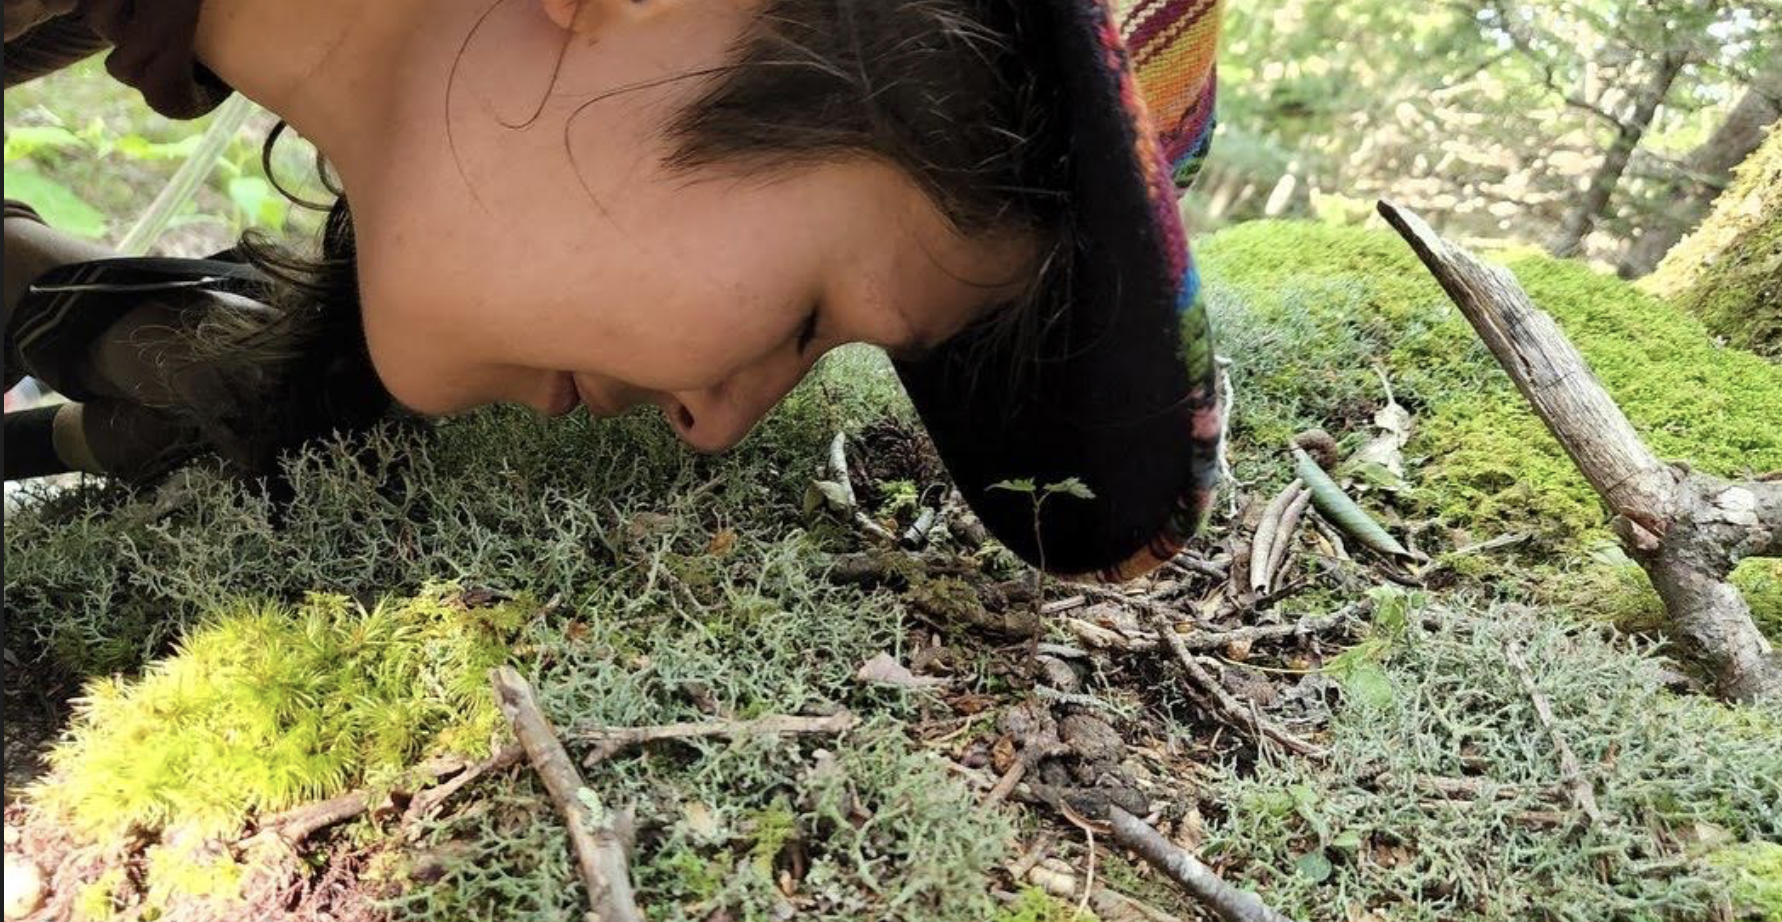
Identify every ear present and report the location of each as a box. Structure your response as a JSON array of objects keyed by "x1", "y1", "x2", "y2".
[{"x1": 539, "y1": 0, "x2": 650, "y2": 33}]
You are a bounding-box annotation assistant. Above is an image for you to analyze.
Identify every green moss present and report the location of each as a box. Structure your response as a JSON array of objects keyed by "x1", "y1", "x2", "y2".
[
  {"x1": 1644, "y1": 129, "x2": 1782, "y2": 359},
  {"x1": 747, "y1": 797, "x2": 799, "y2": 877},
  {"x1": 75, "y1": 868, "x2": 127, "y2": 922},
  {"x1": 33, "y1": 584, "x2": 527, "y2": 843},
  {"x1": 1709, "y1": 841, "x2": 1782, "y2": 920},
  {"x1": 1201, "y1": 221, "x2": 1782, "y2": 554},
  {"x1": 991, "y1": 888, "x2": 1084, "y2": 922}
]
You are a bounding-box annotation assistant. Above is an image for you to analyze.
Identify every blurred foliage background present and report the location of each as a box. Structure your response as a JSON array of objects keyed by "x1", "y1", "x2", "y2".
[
  {"x1": 7, "y1": 2, "x2": 1779, "y2": 275},
  {"x1": 4, "y1": 57, "x2": 327, "y2": 257},
  {"x1": 1193, "y1": 0, "x2": 1779, "y2": 276}
]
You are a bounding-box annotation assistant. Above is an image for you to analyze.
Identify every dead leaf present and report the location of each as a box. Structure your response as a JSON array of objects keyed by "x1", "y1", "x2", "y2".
[
  {"x1": 854, "y1": 652, "x2": 947, "y2": 690},
  {"x1": 682, "y1": 800, "x2": 720, "y2": 842},
  {"x1": 707, "y1": 528, "x2": 737, "y2": 556},
  {"x1": 990, "y1": 734, "x2": 1018, "y2": 774}
]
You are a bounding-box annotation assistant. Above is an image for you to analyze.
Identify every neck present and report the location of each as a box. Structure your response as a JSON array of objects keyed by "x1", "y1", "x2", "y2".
[{"x1": 192, "y1": 0, "x2": 425, "y2": 187}]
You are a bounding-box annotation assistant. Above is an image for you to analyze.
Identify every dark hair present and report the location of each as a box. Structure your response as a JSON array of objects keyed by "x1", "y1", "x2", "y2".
[{"x1": 184, "y1": 0, "x2": 1073, "y2": 477}]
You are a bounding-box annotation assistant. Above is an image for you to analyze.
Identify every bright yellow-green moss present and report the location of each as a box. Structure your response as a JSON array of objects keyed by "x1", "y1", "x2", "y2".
[
  {"x1": 992, "y1": 888, "x2": 1087, "y2": 922},
  {"x1": 1644, "y1": 129, "x2": 1781, "y2": 359},
  {"x1": 1201, "y1": 220, "x2": 1782, "y2": 546},
  {"x1": 1709, "y1": 841, "x2": 1782, "y2": 920},
  {"x1": 1200, "y1": 221, "x2": 1782, "y2": 636},
  {"x1": 33, "y1": 584, "x2": 528, "y2": 843}
]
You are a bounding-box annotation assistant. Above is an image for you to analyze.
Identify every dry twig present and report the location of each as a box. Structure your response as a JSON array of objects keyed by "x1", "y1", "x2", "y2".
[
  {"x1": 492, "y1": 667, "x2": 643, "y2": 922},
  {"x1": 1146, "y1": 609, "x2": 1327, "y2": 759},
  {"x1": 1264, "y1": 488, "x2": 1314, "y2": 593},
  {"x1": 1022, "y1": 859, "x2": 1187, "y2": 922},
  {"x1": 1250, "y1": 481, "x2": 1306, "y2": 593},
  {"x1": 983, "y1": 760, "x2": 1027, "y2": 809},
  {"x1": 402, "y1": 743, "x2": 524, "y2": 832},
  {"x1": 1065, "y1": 603, "x2": 1364, "y2": 655},
  {"x1": 1107, "y1": 806, "x2": 1301, "y2": 922},
  {"x1": 568, "y1": 711, "x2": 858, "y2": 766},
  {"x1": 1504, "y1": 642, "x2": 1605, "y2": 826}
]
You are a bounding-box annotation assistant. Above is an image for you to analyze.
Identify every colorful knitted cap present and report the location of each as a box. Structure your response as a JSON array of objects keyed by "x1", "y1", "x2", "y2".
[{"x1": 892, "y1": 0, "x2": 1224, "y2": 581}]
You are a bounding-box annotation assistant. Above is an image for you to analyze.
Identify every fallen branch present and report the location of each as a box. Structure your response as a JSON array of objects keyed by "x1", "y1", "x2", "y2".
[
  {"x1": 1380, "y1": 199, "x2": 1782, "y2": 701},
  {"x1": 1146, "y1": 608, "x2": 1327, "y2": 759},
  {"x1": 1504, "y1": 642, "x2": 1605, "y2": 827},
  {"x1": 258, "y1": 754, "x2": 476, "y2": 844},
  {"x1": 567, "y1": 711, "x2": 858, "y2": 766},
  {"x1": 492, "y1": 666, "x2": 642, "y2": 922},
  {"x1": 1066, "y1": 603, "x2": 1364, "y2": 655},
  {"x1": 1107, "y1": 806, "x2": 1301, "y2": 922}
]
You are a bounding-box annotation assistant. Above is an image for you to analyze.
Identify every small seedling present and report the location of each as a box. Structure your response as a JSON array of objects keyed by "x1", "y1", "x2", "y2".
[{"x1": 990, "y1": 477, "x2": 1097, "y2": 681}]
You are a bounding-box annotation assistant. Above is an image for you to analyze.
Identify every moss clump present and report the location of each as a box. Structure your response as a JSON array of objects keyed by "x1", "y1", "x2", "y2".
[
  {"x1": 33, "y1": 584, "x2": 527, "y2": 842},
  {"x1": 1201, "y1": 220, "x2": 1782, "y2": 547},
  {"x1": 1643, "y1": 129, "x2": 1782, "y2": 359},
  {"x1": 1201, "y1": 221, "x2": 1782, "y2": 636},
  {"x1": 992, "y1": 888, "x2": 1085, "y2": 922},
  {"x1": 1709, "y1": 841, "x2": 1782, "y2": 920}
]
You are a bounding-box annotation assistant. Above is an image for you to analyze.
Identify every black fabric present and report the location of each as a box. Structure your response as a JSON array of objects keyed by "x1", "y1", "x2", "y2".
[
  {"x1": 893, "y1": 0, "x2": 1214, "y2": 577},
  {"x1": 3, "y1": 404, "x2": 65, "y2": 480},
  {"x1": 4, "y1": 0, "x2": 230, "y2": 118},
  {"x1": 6, "y1": 256, "x2": 269, "y2": 402}
]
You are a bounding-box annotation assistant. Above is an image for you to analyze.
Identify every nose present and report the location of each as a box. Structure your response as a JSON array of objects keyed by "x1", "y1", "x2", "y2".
[{"x1": 665, "y1": 354, "x2": 813, "y2": 454}]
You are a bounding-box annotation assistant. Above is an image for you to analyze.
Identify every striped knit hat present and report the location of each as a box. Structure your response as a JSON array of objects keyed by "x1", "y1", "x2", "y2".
[{"x1": 893, "y1": 0, "x2": 1225, "y2": 582}]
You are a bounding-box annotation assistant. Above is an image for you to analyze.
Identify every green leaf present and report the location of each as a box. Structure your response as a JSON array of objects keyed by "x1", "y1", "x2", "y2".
[
  {"x1": 1042, "y1": 477, "x2": 1096, "y2": 500},
  {"x1": 4, "y1": 125, "x2": 84, "y2": 162},
  {"x1": 2, "y1": 168, "x2": 106, "y2": 238},
  {"x1": 227, "y1": 176, "x2": 287, "y2": 232},
  {"x1": 1295, "y1": 849, "x2": 1334, "y2": 883},
  {"x1": 1332, "y1": 829, "x2": 1364, "y2": 852},
  {"x1": 989, "y1": 478, "x2": 1037, "y2": 495},
  {"x1": 114, "y1": 133, "x2": 206, "y2": 162},
  {"x1": 1341, "y1": 662, "x2": 1395, "y2": 710},
  {"x1": 1293, "y1": 447, "x2": 1411, "y2": 559}
]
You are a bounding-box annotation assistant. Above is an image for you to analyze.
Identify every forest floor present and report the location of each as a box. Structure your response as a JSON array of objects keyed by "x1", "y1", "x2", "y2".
[{"x1": 5, "y1": 223, "x2": 1781, "y2": 922}]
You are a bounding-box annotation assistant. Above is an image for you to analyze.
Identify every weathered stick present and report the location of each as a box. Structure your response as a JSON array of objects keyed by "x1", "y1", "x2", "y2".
[
  {"x1": 1106, "y1": 806, "x2": 1301, "y2": 922},
  {"x1": 492, "y1": 667, "x2": 643, "y2": 922},
  {"x1": 569, "y1": 711, "x2": 858, "y2": 766},
  {"x1": 1504, "y1": 642, "x2": 1604, "y2": 826},
  {"x1": 1145, "y1": 609, "x2": 1327, "y2": 759},
  {"x1": 1378, "y1": 199, "x2": 1782, "y2": 701}
]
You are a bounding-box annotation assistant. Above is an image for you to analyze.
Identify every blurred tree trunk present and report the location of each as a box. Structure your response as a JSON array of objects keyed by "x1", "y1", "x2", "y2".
[
  {"x1": 1549, "y1": 51, "x2": 1690, "y2": 258},
  {"x1": 1621, "y1": 83, "x2": 1781, "y2": 278}
]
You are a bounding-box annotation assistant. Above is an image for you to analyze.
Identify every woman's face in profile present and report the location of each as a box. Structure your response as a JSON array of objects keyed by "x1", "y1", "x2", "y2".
[{"x1": 342, "y1": 0, "x2": 1036, "y2": 452}]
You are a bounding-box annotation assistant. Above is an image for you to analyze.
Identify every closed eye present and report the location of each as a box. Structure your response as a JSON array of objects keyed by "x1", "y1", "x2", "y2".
[{"x1": 795, "y1": 309, "x2": 820, "y2": 354}]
